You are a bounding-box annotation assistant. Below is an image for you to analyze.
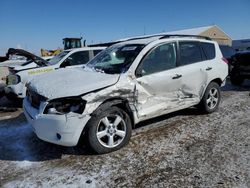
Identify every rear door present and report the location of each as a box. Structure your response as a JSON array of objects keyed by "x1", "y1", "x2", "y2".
[{"x1": 175, "y1": 41, "x2": 215, "y2": 104}]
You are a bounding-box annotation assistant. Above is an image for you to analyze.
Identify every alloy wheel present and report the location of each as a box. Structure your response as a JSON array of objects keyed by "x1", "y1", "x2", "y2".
[
  {"x1": 206, "y1": 87, "x2": 219, "y2": 109},
  {"x1": 96, "y1": 115, "x2": 126, "y2": 148}
]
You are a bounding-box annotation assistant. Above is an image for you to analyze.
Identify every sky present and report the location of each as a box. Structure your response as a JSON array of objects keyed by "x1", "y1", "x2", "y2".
[{"x1": 0, "y1": 0, "x2": 250, "y2": 55}]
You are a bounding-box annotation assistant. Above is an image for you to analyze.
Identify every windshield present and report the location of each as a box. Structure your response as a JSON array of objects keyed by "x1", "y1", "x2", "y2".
[
  {"x1": 48, "y1": 51, "x2": 70, "y2": 65},
  {"x1": 86, "y1": 44, "x2": 145, "y2": 74}
]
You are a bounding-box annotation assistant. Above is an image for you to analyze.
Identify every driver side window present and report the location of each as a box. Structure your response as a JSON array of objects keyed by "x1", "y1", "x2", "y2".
[{"x1": 137, "y1": 43, "x2": 177, "y2": 77}]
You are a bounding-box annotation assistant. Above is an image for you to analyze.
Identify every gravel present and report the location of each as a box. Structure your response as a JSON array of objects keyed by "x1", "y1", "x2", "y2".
[{"x1": 0, "y1": 81, "x2": 249, "y2": 187}]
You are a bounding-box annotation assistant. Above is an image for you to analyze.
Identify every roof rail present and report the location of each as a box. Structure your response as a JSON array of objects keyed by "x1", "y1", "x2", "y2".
[
  {"x1": 88, "y1": 34, "x2": 164, "y2": 47},
  {"x1": 88, "y1": 42, "x2": 118, "y2": 47},
  {"x1": 121, "y1": 34, "x2": 165, "y2": 42},
  {"x1": 89, "y1": 34, "x2": 212, "y2": 47},
  {"x1": 160, "y1": 34, "x2": 211, "y2": 40}
]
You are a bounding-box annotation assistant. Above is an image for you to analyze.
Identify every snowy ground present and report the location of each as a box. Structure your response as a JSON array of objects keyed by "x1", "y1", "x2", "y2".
[{"x1": 0, "y1": 81, "x2": 249, "y2": 187}]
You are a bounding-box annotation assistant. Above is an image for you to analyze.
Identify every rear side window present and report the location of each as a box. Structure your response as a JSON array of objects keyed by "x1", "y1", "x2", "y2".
[
  {"x1": 201, "y1": 42, "x2": 216, "y2": 60},
  {"x1": 179, "y1": 42, "x2": 203, "y2": 66}
]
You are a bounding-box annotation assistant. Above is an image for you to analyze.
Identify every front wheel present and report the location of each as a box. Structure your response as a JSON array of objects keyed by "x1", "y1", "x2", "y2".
[
  {"x1": 198, "y1": 82, "x2": 221, "y2": 113},
  {"x1": 86, "y1": 106, "x2": 132, "y2": 154}
]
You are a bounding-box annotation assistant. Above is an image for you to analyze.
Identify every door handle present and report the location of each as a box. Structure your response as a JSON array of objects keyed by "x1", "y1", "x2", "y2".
[
  {"x1": 172, "y1": 74, "x2": 182, "y2": 79},
  {"x1": 206, "y1": 67, "x2": 212, "y2": 71}
]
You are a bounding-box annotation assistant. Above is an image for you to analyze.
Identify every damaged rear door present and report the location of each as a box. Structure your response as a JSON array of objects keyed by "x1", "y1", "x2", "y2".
[
  {"x1": 176, "y1": 41, "x2": 214, "y2": 103},
  {"x1": 135, "y1": 42, "x2": 182, "y2": 119}
]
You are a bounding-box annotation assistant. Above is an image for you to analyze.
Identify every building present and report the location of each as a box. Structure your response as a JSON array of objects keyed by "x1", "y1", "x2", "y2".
[
  {"x1": 163, "y1": 25, "x2": 232, "y2": 46},
  {"x1": 232, "y1": 39, "x2": 250, "y2": 51}
]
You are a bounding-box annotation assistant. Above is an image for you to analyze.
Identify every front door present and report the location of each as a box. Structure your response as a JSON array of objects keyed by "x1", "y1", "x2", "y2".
[{"x1": 135, "y1": 42, "x2": 183, "y2": 119}]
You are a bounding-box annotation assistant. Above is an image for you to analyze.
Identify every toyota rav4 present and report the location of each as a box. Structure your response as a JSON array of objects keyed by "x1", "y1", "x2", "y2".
[{"x1": 23, "y1": 35, "x2": 228, "y2": 154}]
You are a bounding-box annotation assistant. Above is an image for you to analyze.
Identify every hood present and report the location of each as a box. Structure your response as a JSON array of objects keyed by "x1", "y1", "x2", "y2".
[
  {"x1": 8, "y1": 61, "x2": 38, "y2": 71},
  {"x1": 0, "y1": 59, "x2": 27, "y2": 67},
  {"x1": 4, "y1": 48, "x2": 49, "y2": 67},
  {"x1": 29, "y1": 68, "x2": 120, "y2": 99}
]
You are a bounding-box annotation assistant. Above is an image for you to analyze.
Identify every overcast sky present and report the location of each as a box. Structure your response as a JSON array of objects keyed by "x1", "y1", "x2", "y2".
[{"x1": 0, "y1": 0, "x2": 250, "y2": 55}]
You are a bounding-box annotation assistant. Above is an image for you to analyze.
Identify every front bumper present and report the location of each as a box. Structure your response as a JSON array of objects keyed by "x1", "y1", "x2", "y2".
[{"x1": 23, "y1": 98, "x2": 91, "y2": 146}]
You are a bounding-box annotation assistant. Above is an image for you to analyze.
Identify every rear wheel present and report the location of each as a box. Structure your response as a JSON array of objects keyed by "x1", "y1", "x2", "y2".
[
  {"x1": 86, "y1": 106, "x2": 132, "y2": 154},
  {"x1": 198, "y1": 82, "x2": 221, "y2": 113}
]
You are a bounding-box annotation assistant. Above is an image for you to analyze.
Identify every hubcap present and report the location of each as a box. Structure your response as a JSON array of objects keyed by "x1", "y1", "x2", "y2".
[
  {"x1": 206, "y1": 87, "x2": 219, "y2": 109},
  {"x1": 96, "y1": 115, "x2": 126, "y2": 148}
]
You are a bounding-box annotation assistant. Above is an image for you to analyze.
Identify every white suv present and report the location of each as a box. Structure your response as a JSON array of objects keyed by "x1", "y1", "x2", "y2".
[
  {"x1": 23, "y1": 35, "x2": 228, "y2": 154},
  {"x1": 4, "y1": 47, "x2": 105, "y2": 100}
]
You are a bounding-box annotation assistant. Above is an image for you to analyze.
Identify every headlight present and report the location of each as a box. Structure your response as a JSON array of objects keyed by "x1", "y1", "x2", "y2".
[
  {"x1": 6, "y1": 74, "x2": 20, "y2": 85},
  {"x1": 44, "y1": 97, "x2": 86, "y2": 115}
]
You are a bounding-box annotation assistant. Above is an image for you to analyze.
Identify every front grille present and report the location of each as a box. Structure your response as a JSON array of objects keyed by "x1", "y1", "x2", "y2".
[{"x1": 27, "y1": 89, "x2": 46, "y2": 109}]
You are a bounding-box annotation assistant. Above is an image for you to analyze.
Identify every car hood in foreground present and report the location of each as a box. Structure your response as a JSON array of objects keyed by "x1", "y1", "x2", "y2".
[
  {"x1": 29, "y1": 68, "x2": 120, "y2": 100},
  {"x1": 8, "y1": 62, "x2": 38, "y2": 71}
]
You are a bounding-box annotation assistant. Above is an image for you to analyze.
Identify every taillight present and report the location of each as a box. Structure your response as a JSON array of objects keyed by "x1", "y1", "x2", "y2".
[{"x1": 222, "y1": 57, "x2": 228, "y2": 64}]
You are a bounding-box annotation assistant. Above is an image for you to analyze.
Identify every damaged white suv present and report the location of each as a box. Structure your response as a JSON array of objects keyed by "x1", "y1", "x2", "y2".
[{"x1": 23, "y1": 35, "x2": 228, "y2": 154}]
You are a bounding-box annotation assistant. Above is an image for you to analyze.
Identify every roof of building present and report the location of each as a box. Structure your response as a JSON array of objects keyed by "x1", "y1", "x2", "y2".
[
  {"x1": 90, "y1": 25, "x2": 231, "y2": 47},
  {"x1": 162, "y1": 25, "x2": 214, "y2": 35},
  {"x1": 117, "y1": 25, "x2": 216, "y2": 42}
]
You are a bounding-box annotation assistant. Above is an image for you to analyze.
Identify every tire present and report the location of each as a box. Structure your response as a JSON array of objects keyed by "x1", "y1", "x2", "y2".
[
  {"x1": 86, "y1": 106, "x2": 132, "y2": 154},
  {"x1": 198, "y1": 82, "x2": 221, "y2": 113}
]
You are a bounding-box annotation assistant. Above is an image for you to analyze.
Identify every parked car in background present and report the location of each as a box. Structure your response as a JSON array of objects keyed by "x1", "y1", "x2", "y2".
[
  {"x1": 230, "y1": 51, "x2": 250, "y2": 85},
  {"x1": 219, "y1": 45, "x2": 236, "y2": 72},
  {"x1": 0, "y1": 50, "x2": 53, "y2": 95},
  {"x1": 4, "y1": 47, "x2": 106, "y2": 100},
  {"x1": 23, "y1": 35, "x2": 228, "y2": 154}
]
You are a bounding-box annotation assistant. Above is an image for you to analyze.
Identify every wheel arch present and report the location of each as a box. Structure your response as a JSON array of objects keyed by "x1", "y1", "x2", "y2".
[
  {"x1": 200, "y1": 78, "x2": 222, "y2": 101},
  {"x1": 210, "y1": 78, "x2": 223, "y2": 86},
  {"x1": 91, "y1": 97, "x2": 135, "y2": 128}
]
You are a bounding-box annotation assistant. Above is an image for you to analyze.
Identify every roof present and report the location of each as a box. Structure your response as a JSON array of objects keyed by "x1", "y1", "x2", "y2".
[
  {"x1": 117, "y1": 36, "x2": 162, "y2": 45},
  {"x1": 233, "y1": 39, "x2": 250, "y2": 46},
  {"x1": 89, "y1": 36, "x2": 162, "y2": 47},
  {"x1": 63, "y1": 37, "x2": 82, "y2": 40},
  {"x1": 64, "y1": 46, "x2": 106, "y2": 52}
]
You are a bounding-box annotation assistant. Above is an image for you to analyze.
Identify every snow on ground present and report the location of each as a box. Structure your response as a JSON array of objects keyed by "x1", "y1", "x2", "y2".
[{"x1": 0, "y1": 81, "x2": 249, "y2": 187}]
